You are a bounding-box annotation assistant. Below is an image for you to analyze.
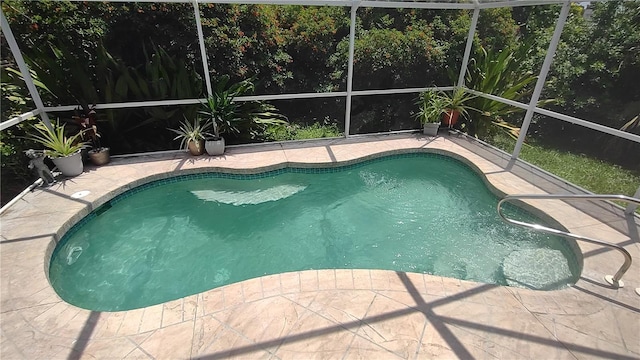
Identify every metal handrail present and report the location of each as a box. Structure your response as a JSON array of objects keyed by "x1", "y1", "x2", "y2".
[{"x1": 497, "y1": 194, "x2": 639, "y2": 288}]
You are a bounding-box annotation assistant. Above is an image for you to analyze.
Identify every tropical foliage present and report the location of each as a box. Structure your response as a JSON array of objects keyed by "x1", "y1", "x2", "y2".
[
  {"x1": 414, "y1": 90, "x2": 447, "y2": 124},
  {"x1": 199, "y1": 76, "x2": 287, "y2": 142},
  {"x1": 463, "y1": 45, "x2": 548, "y2": 139},
  {"x1": 168, "y1": 119, "x2": 212, "y2": 151},
  {"x1": 28, "y1": 121, "x2": 86, "y2": 158}
]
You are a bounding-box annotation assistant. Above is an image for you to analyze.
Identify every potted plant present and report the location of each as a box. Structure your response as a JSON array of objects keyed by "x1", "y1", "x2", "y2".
[
  {"x1": 199, "y1": 76, "x2": 247, "y2": 156},
  {"x1": 415, "y1": 90, "x2": 447, "y2": 136},
  {"x1": 442, "y1": 87, "x2": 476, "y2": 127},
  {"x1": 199, "y1": 95, "x2": 234, "y2": 156},
  {"x1": 199, "y1": 75, "x2": 288, "y2": 156},
  {"x1": 73, "y1": 106, "x2": 110, "y2": 166},
  {"x1": 168, "y1": 118, "x2": 212, "y2": 156},
  {"x1": 29, "y1": 121, "x2": 86, "y2": 177},
  {"x1": 87, "y1": 131, "x2": 110, "y2": 165}
]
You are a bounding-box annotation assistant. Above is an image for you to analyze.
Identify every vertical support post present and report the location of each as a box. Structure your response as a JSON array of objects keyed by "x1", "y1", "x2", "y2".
[
  {"x1": 193, "y1": 0, "x2": 213, "y2": 98},
  {"x1": 511, "y1": 1, "x2": 570, "y2": 160},
  {"x1": 625, "y1": 186, "x2": 640, "y2": 215},
  {"x1": 344, "y1": 1, "x2": 359, "y2": 138},
  {"x1": 0, "y1": 7, "x2": 52, "y2": 129},
  {"x1": 457, "y1": 6, "x2": 480, "y2": 88}
]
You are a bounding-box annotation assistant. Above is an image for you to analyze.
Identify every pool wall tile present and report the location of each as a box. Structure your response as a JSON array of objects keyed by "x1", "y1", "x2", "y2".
[
  {"x1": 280, "y1": 272, "x2": 302, "y2": 294},
  {"x1": 222, "y1": 283, "x2": 244, "y2": 308},
  {"x1": 261, "y1": 274, "x2": 283, "y2": 298},
  {"x1": 424, "y1": 276, "x2": 448, "y2": 297},
  {"x1": 352, "y1": 269, "x2": 373, "y2": 290},
  {"x1": 404, "y1": 272, "x2": 428, "y2": 295},
  {"x1": 317, "y1": 270, "x2": 337, "y2": 290},
  {"x1": 199, "y1": 290, "x2": 225, "y2": 315},
  {"x1": 138, "y1": 304, "x2": 163, "y2": 333},
  {"x1": 299, "y1": 271, "x2": 320, "y2": 292},
  {"x1": 183, "y1": 295, "x2": 198, "y2": 322},
  {"x1": 335, "y1": 270, "x2": 355, "y2": 289},
  {"x1": 161, "y1": 299, "x2": 184, "y2": 328},
  {"x1": 241, "y1": 278, "x2": 263, "y2": 303}
]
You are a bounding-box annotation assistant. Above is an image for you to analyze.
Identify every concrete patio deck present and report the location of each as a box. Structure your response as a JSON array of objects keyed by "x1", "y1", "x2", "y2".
[{"x1": 1, "y1": 134, "x2": 639, "y2": 359}]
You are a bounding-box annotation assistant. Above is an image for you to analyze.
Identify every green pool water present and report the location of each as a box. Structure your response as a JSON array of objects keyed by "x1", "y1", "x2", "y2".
[{"x1": 49, "y1": 154, "x2": 581, "y2": 311}]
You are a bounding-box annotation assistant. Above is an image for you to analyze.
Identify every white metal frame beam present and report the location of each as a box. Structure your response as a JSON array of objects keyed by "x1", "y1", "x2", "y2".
[
  {"x1": 0, "y1": 109, "x2": 41, "y2": 131},
  {"x1": 533, "y1": 107, "x2": 640, "y2": 144},
  {"x1": 457, "y1": 4, "x2": 480, "y2": 88},
  {"x1": 0, "y1": 6, "x2": 52, "y2": 129},
  {"x1": 511, "y1": 1, "x2": 571, "y2": 159},
  {"x1": 193, "y1": 0, "x2": 213, "y2": 97},
  {"x1": 627, "y1": 187, "x2": 640, "y2": 214},
  {"x1": 344, "y1": 1, "x2": 359, "y2": 136}
]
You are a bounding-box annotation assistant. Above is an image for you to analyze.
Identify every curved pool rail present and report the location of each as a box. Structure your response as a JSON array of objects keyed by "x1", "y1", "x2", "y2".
[{"x1": 498, "y1": 193, "x2": 638, "y2": 288}]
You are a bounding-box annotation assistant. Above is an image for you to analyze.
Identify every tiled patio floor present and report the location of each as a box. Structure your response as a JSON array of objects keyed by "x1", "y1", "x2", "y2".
[{"x1": 1, "y1": 134, "x2": 639, "y2": 359}]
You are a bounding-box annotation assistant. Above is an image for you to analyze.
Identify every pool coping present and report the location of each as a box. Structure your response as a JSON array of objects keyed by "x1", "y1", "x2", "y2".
[{"x1": 1, "y1": 133, "x2": 639, "y2": 359}]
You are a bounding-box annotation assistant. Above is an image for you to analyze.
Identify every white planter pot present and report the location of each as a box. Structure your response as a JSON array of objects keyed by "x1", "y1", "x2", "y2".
[
  {"x1": 423, "y1": 122, "x2": 440, "y2": 136},
  {"x1": 51, "y1": 151, "x2": 84, "y2": 177},
  {"x1": 205, "y1": 138, "x2": 225, "y2": 156}
]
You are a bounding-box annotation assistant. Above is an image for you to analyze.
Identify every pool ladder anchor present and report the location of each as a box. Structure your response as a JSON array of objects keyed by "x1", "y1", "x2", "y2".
[{"x1": 497, "y1": 194, "x2": 639, "y2": 292}]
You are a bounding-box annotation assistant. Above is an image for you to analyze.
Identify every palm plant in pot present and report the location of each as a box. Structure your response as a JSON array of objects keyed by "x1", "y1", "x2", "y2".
[
  {"x1": 199, "y1": 76, "x2": 250, "y2": 156},
  {"x1": 29, "y1": 121, "x2": 86, "y2": 177},
  {"x1": 442, "y1": 87, "x2": 476, "y2": 127},
  {"x1": 199, "y1": 93, "x2": 237, "y2": 156},
  {"x1": 199, "y1": 75, "x2": 288, "y2": 156},
  {"x1": 415, "y1": 90, "x2": 447, "y2": 136},
  {"x1": 168, "y1": 118, "x2": 212, "y2": 156}
]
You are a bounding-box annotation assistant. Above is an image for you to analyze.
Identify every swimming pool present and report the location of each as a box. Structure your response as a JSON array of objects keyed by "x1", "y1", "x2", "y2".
[{"x1": 49, "y1": 153, "x2": 581, "y2": 311}]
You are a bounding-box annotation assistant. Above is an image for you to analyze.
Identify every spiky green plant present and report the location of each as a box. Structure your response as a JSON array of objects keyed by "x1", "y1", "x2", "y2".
[
  {"x1": 464, "y1": 45, "x2": 554, "y2": 139},
  {"x1": 28, "y1": 121, "x2": 86, "y2": 158},
  {"x1": 168, "y1": 118, "x2": 212, "y2": 150},
  {"x1": 443, "y1": 87, "x2": 477, "y2": 120},
  {"x1": 414, "y1": 90, "x2": 448, "y2": 124},
  {"x1": 199, "y1": 76, "x2": 287, "y2": 140}
]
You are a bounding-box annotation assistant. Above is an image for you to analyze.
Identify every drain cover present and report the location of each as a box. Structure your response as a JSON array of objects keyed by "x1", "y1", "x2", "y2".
[{"x1": 70, "y1": 190, "x2": 91, "y2": 199}]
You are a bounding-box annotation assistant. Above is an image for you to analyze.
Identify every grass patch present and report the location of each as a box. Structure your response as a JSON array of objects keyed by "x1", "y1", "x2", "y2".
[
  {"x1": 265, "y1": 122, "x2": 342, "y2": 141},
  {"x1": 489, "y1": 133, "x2": 640, "y2": 211}
]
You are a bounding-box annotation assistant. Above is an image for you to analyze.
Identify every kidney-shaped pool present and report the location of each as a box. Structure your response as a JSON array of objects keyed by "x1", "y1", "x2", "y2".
[{"x1": 49, "y1": 153, "x2": 581, "y2": 311}]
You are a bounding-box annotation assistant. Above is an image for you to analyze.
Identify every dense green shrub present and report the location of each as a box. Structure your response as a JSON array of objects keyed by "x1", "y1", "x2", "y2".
[
  {"x1": 278, "y1": 6, "x2": 349, "y2": 92},
  {"x1": 199, "y1": 4, "x2": 293, "y2": 92},
  {"x1": 265, "y1": 121, "x2": 342, "y2": 141}
]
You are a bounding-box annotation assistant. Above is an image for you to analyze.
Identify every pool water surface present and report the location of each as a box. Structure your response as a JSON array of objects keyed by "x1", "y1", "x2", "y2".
[{"x1": 49, "y1": 154, "x2": 581, "y2": 311}]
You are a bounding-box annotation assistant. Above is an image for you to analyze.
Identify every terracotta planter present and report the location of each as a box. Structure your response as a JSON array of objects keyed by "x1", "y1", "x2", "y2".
[
  {"x1": 442, "y1": 110, "x2": 460, "y2": 126},
  {"x1": 188, "y1": 140, "x2": 205, "y2": 156},
  {"x1": 423, "y1": 122, "x2": 440, "y2": 136},
  {"x1": 51, "y1": 150, "x2": 83, "y2": 177},
  {"x1": 88, "y1": 148, "x2": 110, "y2": 166},
  {"x1": 205, "y1": 138, "x2": 225, "y2": 156}
]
